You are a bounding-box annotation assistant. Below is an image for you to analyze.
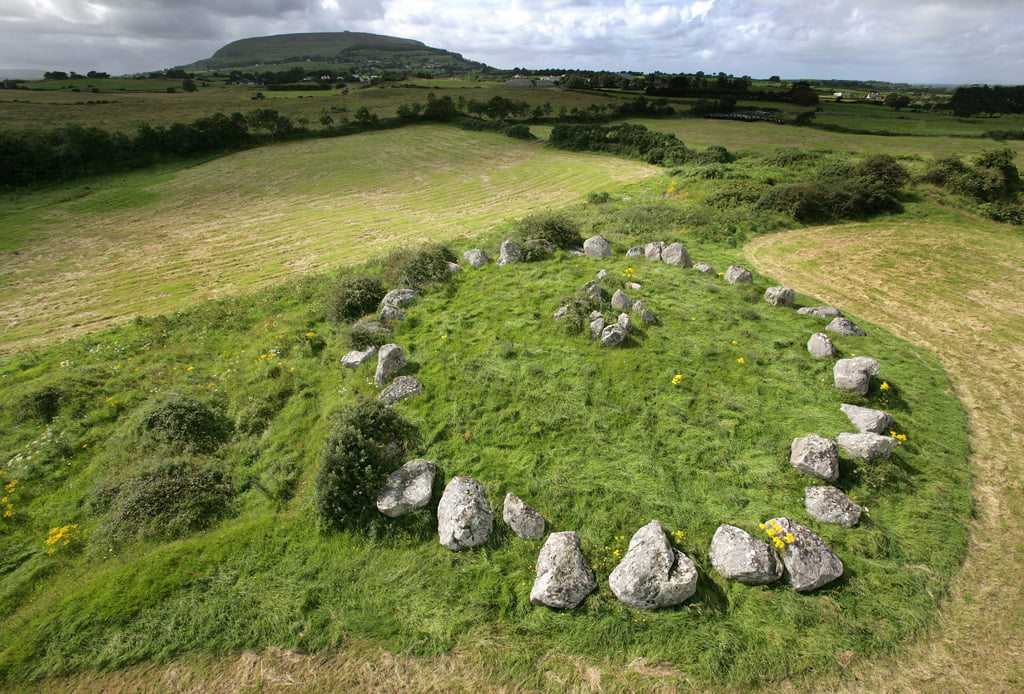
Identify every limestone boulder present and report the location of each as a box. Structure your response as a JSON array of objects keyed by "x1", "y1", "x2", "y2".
[
  {"x1": 693, "y1": 262, "x2": 715, "y2": 274},
  {"x1": 381, "y1": 288, "x2": 418, "y2": 309},
  {"x1": 463, "y1": 249, "x2": 489, "y2": 268},
  {"x1": 589, "y1": 316, "x2": 606, "y2": 340},
  {"x1": 644, "y1": 241, "x2": 664, "y2": 261},
  {"x1": 827, "y1": 316, "x2": 866, "y2": 337},
  {"x1": 503, "y1": 493, "x2": 545, "y2": 540},
  {"x1": 498, "y1": 240, "x2": 523, "y2": 265},
  {"x1": 374, "y1": 343, "x2": 406, "y2": 385},
  {"x1": 583, "y1": 235, "x2": 612, "y2": 258},
  {"x1": 379, "y1": 304, "x2": 406, "y2": 322},
  {"x1": 837, "y1": 432, "x2": 897, "y2": 461},
  {"x1": 840, "y1": 403, "x2": 894, "y2": 434},
  {"x1": 446, "y1": 261, "x2": 461, "y2": 274},
  {"x1": 798, "y1": 306, "x2": 842, "y2": 319},
  {"x1": 764, "y1": 286, "x2": 795, "y2": 307},
  {"x1": 600, "y1": 324, "x2": 627, "y2": 347},
  {"x1": 626, "y1": 246, "x2": 645, "y2": 257},
  {"x1": 379, "y1": 375, "x2": 423, "y2": 405},
  {"x1": 804, "y1": 486, "x2": 862, "y2": 527},
  {"x1": 724, "y1": 265, "x2": 753, "y2": 284},
  {"x1": 553, "y1": 305, "x2": 570, "y2": 321},
  {"x1": 833, "y1": 357, "x2": 881, "y2": 396},
  {"x1": 609, "y1": 520, "x2": 698, "y2": 609},
  {"x1": 661, "y1": 242, "x2": 692, "y2": 267},
  {"x1": 617, "y1": 313, "x2": 633, "y2": 334},
  {"x1": 709, "y1": 524, "x2": 783, "y2": 585},
  {"x1": 611, "y1": 289, "x2": 633, "y2": 311},
  {"x1": 530, "y1": 531, "x2": 597, "y2": 609},
  {"x1": 790, "y1": 434, "x2": 840, "y2": 482},
  {"x1": 376, "y1": 459, "x2": 436, "y2": 517},
  {"x1": 767, "y1": 517, "x2": 844, "y2": 592},
  {"x1": 807, "y1": 332, "x2": 837, "y2": 359},
  {"x1": 341, "y1": 346, "x2": 376, "y2": 369},
  {"x1": 438, "y1": 476, "x2": 493, "y2": 551}
]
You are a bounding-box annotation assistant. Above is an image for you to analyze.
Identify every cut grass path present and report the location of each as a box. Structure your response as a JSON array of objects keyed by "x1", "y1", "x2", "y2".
[
  {"x1": 0, "y1": 125, "x2": 654, "y2": 354},
  {"x1": 746, "y1": 213, "x2": 1024, "y2": 692}
]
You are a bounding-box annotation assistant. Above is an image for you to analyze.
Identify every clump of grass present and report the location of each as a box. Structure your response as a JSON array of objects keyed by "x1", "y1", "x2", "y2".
[
  {"x1": 513, "y1": 211, "x2": 583, "y2": 250},
  {"x1": 133, "y1": 393, "x2": 232, "y2": 453},
  {"x1": 381, "y1": 243, "x2": 457, "y2": 291}
]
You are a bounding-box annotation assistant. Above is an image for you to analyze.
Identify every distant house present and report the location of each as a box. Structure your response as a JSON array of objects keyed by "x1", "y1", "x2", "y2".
[{"x1": 504, "y1": 77, "x2": 557, "y2": 88}]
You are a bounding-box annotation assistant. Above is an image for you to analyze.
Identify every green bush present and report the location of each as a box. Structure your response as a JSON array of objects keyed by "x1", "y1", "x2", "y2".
[
  {"x1": 504, "y1": 124, "x2": 535, "y2": 139},
  {"x1": 586, "y1": 191, "x2": 611, "y2": 204},
  {"x1": 382, "y1": 243, "x2": 457, "y2": 291},
  {"x1": 757, "y1": 176, "x2": 901, "y2": 223},
  {"x1": 327, "y1": 275, "x2": 385, "y2": 324},
  {"x1": 134, "y1": 393, "x2": 232, "y2": 453},
  {"x1": 315, "y1": 399, "x2": 418, "y2": 530},
  {"x1": 14, "y1": 385, "x2": 62, "y2": 423},
  {"x1": 513, "y1": 211, "x2": 583, "y2": 250},
  {"x1": 853, "y1": 154, "x2": 910, "y2": 189},
  {"x1": 979, "y1": 199, "x2": 1024, "y2": 224}
]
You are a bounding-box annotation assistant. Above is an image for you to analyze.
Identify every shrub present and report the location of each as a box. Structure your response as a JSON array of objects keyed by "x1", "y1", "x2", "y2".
[
  {"x1": 134, "y1": 393, "x2": 232, "y2": 453},
  {"x1": 382, "y1": 243, "x2": 457, "y2": 291},
  {"x1": 315, "y1": 399, "x2": 418, "y2": 530},
  {"x1": 608, "y1": 204, "x2": 687, "y2": 237},
  {"x1": 853, "y1": 154, "x2": 910, "y2": 189},
  {"x1": 327, "y1": 275, "x2": 385, "y2": 324},
  {"x1": 504, "y1": 124, "x2": 535, "y2": 139},
  {"x1": 587, "y1": 191, "x2": 611, "y2": 204},
  {"x1": 14, "y1": 385, "x2": 62, "y2": 423},
  {"x1": 513, "y1": 211, "x2": 583, "y2": 250},
  {"x1": 979, "y1": 199, "x2": 1024, "y2": 224}
]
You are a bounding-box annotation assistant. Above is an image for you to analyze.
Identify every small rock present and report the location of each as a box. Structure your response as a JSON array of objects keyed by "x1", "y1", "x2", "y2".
[
  {"x1": 693, "y1": 262, "x2": 715, "y2": 274},
  {"x1": 790, "y1": 434, "x2": 840, "y2": 482},
  {"x1": 438, "y1": 476, "x2": 493, "y2": 551},
  {"x1": 644, "y1": 241, "x2": 665, "y2": 261},
  {"x1": 530, "y1": 531, "x2": 597, "y2": 609},
  {"x1": 463, "y1": 249, "x2": 489, "y2": 268},
  {"x1": 523, "y1": 238, "x2": 555, "y2": 258},
  {"x1": 596, "y1": 269, "x2": 608, "y2": 280},
  {"x1": 588, "y1": 310, "x2": 603, "y2": 321},
  {"x1": 724, "y1": 265, "x2": 753, "y2": 284},
  {"x1": 827, "y1": 316, "x2": 866, "y2": 337},
  {"x1": 553, "y1": 305, "x2": 570, "y2": 321},
  {"x1": 446, "y1": 261, "x2": 461, "y2": 273},
  {"x1": 764, "y1": 286, "x2": 795, "y2": 307},
  {"x1": 833, "y1": 357, "x2": 880, "y2": 396},
  {"x1": 611, "y1": 289, "x2": 633, "y2": 310},
  {"x1": 798, "y1": 306, "x2": 842, "y2": 319},
  {"x1": 661, "y1": 242, "x2": 692, "y2": 267},
  {"x1": 379, "y1": 375, "x2": 423, "y2": 404},
  {"x1": 617, "y1": 313, "x2": 633, "y2": 333},
  {"x1": 382, "y1": 288, "x2": 419, "y2": 309},
  {"x1": 807, "y1": 332, "x2": 837, "y2": 359},
  {"x1": 341, "y1": 346, "x2": 377, "y2": 369},
  {"x1": 804, "y1": 486, "x2": 862, "y2": 527},
  {"x1": 583, "y1": 235, "x2": 612, "y2": 258},
  {"x1": 503, "y1": 493, "x2": 545, "y2": 540},
  {"x1": 609, "y1": 520, "x2": 698, "y2": 609},
  {"x1": 638, "y1": 308, "x2": 659, "y2": 325},
  {"x1": 589, "y1": 317, "x2": 606, "y2": 340},
  {"x1": 837, "y1": 432, "x2": 897, "y2": 461},
  {"x1": 600, "y1": 324, "x2": 626, "y2": 347},
  {"x1": 498, "y1": 239, "x2": 523, "y2": 265},
  {"x1": 709, "y1": 524, "x2": 783, "y2": 585},
  {"x1": 625, "y1": 281, "x2": 642, "y2": 290},
  {"x1": 626, "y1": 246, "x2": 644, "y2": 257},
  {"x1": 567, "y1": 249, "x2": 585, "y2": 257},
  {"x1": 767, "y1": 517, "x2": 844, "y2": 592},
  {"x1": 376, "y1": 459, "x2": 436, "y2": 517},
  {"x1": 374, "y1": 343, "x2": 406, "y2": 385},
  {"x1": 839, "y1": 403, "x2": 894, "y2": 434},
  {"x1": 379, "y1": 304, "x2": 406, "y2": 322}
]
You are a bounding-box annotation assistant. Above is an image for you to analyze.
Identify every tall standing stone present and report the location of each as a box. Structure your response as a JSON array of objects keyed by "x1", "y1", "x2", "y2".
[{"x1": 374, "y1": 343, "x2": 406, "y2": 385}]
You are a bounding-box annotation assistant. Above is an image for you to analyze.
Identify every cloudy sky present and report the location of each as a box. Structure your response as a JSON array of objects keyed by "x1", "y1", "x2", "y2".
[{"x1": 0, "y1": 0, "x2": 1021, "y2": 83}]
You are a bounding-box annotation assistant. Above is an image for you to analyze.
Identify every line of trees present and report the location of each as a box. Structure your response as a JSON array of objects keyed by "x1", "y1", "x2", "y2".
[{"x1": 950, "y1": 85, "x2": 1024, "y2": 117}]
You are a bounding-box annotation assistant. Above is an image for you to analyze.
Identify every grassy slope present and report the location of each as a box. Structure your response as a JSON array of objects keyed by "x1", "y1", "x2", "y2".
[
  {"x1": 0, "y1": 213, "x2": 969, "y2": 689},
  {"x1": 0, "y1": 125, "x2": 654, "y2": 353}
]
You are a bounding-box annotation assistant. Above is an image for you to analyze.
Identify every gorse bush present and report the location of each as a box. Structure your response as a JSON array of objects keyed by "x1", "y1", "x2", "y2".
[
  {"x1": 548, "y1": 123, "x2": 688, "y2": 165},
  {"x1": 14, "y1": 385, "x2": 62, "y2": 424},
  {"x1": 503, "y1": 124, "x2": 535, "y2": 139},
  {"x1": 134, "y1": 393, "x2": 232, "y2": 453},
  {"x1": 315, "y1": 399, "x2": 419, "y2": 530},
  {"x1": 382, "y1": 244, "x2": 457, "y2": 291},
  {"x1": 921, "y1": 150, "x2": 1021, "y2": 207},
  {"x1": 853, "y1": 154, "x2": 910, "y2": 189},
  {"x1": 327, "y1": 275, "x2": 385, "y2": 323},
  {"x1": 513, "y1": 211, "x2": 583, "y2": 250}
]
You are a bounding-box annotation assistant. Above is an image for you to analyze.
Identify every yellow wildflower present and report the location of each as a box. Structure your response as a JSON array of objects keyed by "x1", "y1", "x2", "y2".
[
  {"x1": 671, "y1": 374, "x2": 683, "y2": 386},
  {"x1": 731, "y1": 340, "x2": 738, "y2": 346},
  {"x1": 306, "y1": 331, "x2": 315, "y2": 338},
  {"x1": 737, "y1": 357, "x2": 746, "y2": 364},
  {"x1": 880, "y1": 381, "x2": 891, "y2": 391}
]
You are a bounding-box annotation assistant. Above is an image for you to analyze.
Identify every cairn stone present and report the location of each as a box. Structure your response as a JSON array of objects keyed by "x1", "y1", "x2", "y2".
[
  {"x1": 807, "y1": 332, "x2": 837, "y2": 359},
  {"x1": 804, "y1": 486, "x2": 862, "y2": 527},
  {"x1": 827, "y1": 316, "x2": 866, "y2": 337},
  {"x1": 588, "y1": 310, "x2": 603, "y2": 321},
  {"x1": 644, "y1": 241, "x2": 665, "y2": 261},
  {"x1": 724, "y1": 265, "x2": 753, "y2": 284},
  {"x1": 446, "y1": 261, "x2": 461, "y2": 273},
  {"x1": 709, "y1": 524, "x2": 783, "y2": 585},
  {"x1": 639, "y1": 308, "x2": 659, "y2": 325},
  {"x1": 379, "y1": 375, "x2": 423, "y2": 405},
  {"x1": 790, "y1": 434, "x2": 840, "y2": 482},
  {"x1": 583, "y1": 235, "x2": 612, "y2": 258},
  {"x1": 590, "y1": 317, "x2": 606, "y2": 340},
  {"x1": 609, "y1": 520, "x2": 698, "y2": 609},
  {"x1": 693, "y1": 262, "x2": 715, "y2": 274},
  {"x1": 840, "y1": 403, "x2": 893, "y2": 434},
  {"x1": 611, "y1": 289, "x2": 633, "y2": 311},
  {"x1": 438, "y1": 476, "x2": 493, "y2": 551},
  {"x1": 341, "y1": 346, "x2": 376, "y2": 369},
  {"x1": 798, "y1": 306, "x2": 842, "y2": 319},
  {"x1": 617, "y1": 313, "x2": 633, "y2": 334},
  {"x1": 764, "y1": 286, "x2": 795, "y2": 307},
  {"x1": 374, "y1": 343, "x2": 406, "y2": 385},
  {"x1": 833, "y1": 357, "x2": 881, "y2": 396},
  {"x1": 463, "y1": 249, "x2": 488, "y2": 268},
  {"x1": 626, "y1": 246, "x2": 644, "y2": 257},
  {"x1": 600, "y1": 324, "x2": 627, "y2": 347},
  {"x1": 837, "y1": 432, "x2": 897, "y2": 461},
  {"x1": 503, "y1": 493, "x2": 545, "y2": 540},
  {"x1": 661, "y1": 242, "x2": 692, "y2": 267},
  {"x1": 498, "y1": 240, "x2": 523, "y2": 265},
  {"x1": 376, "y1": 459, "x2": 436, "y2": 517},
  {"x1": 530, "y1": 531, "x2": 597, "y2": 609},
  {"x1": 379, "y1": 304, "x2": 406, "y2": 322},
  {"x1": 767, "y1": 517, "x2": 844, "y2": 592},
  {"x1": 382, "y1": 288, "x2": 418, "y2": 309}
]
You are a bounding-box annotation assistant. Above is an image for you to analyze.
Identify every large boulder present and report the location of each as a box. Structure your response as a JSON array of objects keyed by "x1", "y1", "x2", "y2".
[
  {"x1": 693, "y1": 262, "x2": 715, "y2": 275},
  {"x1": 764, "y1": 286, "x2": 795, "y2": 307},
  {"x1": 724, "y1": 265, "x2": 753, "y2": 284},
  {"x1": 709, "y1": 524, "x2": 783, "y2": 585},
  {"x1": 503, "y1": 493, "x2": 545, "y2": 540},
  {"x1": 600, "y1": 324, "x2": 627, "y2": 347},
  {"x1": 437, "y1": 476, "x2": 493, "y2": 551},
  {"x1": 589, "y1": 316, "x2": 606, "y2": 340},
  {"x1": 798, "y1": 306, "x2": 842, "y2": 319},
  {"x1": 767, "y1": 517, "x2": 844, "y2": 592},
  {"x1": 376, "y1": 459, "x2": 436, "y2": 517},
  {"x1": 661, "y1": 242, "x2": 692, "y2": 267},
  {"x1": 827, "y1": 316, "x2": 866, "y2": 337},
  {"x1": 837, "y1": 432, "x2": 897, "y2": 461},
  {"x1": 463, "y1": 249, "x2": 489, "y2": 268},
  {"x1": 644, "y1": 241, "x2": 665, "y2": 261},
  {"x1": 807, "y1": 332, "x2": 837, "y2": 359},
  {"x1": 530, "y1": 531, "x2": 597, "y2": 609},
  {"x1": 833, "y1": 357, "x2": 881, "y2": 396},
  {"x1": 611, "y1": 289, "x2": 633, "y2": 311},
  {"x1": 840, "y1": 403, "x2": 894, "y2": 434},
  {"x1": 583, "y1": 235, "x2": 612, "y2": 258},
  {"x1": 374, "y1": 343, "x2": 406, "y2": 385},
  {"x1": 790, "y1": 434, "x2": 840, "y2": 482},
  {"x1": 804, "y1": 486, "x2": 862, "y2": 527},
  {"x1": 381, "y1": 288, "x2": 418, "y2": 309},
  {"x1": 379, "y1": 304, "x2": 407, "y2": 322},
  {"x1": 617, "y1": 313, "x2": 633, "y2": 334},
  {"x1": 341, "y1": 346, "x2": 376, "y2": 369},
  {"x1": 379, "y1": 375, "x2": 423, "y2": 405},
  {"x1": 498, "y1": 240, "x2": 523, "y2": 265},
  {"x1": 609, "y1": 520, "x2": 698, "y2": 609}
]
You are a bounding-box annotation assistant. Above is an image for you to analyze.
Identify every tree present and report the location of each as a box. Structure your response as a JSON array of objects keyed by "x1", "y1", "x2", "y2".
[
  {"x1": 884, "y1": 93, "x2": 910, "y2": 111},
  {"x1": 789, "y1": 81, "x2": 820, "y2": 107},
  {"x1": 768, "y1": 75, "x2": 781, "y2": 82},
  {"x1": 181, "y1": 79, "x2": 197, "y2": 93}
]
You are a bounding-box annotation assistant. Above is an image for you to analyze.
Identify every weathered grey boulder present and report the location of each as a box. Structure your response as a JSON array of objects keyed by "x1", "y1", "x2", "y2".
[
  {"x1": 709, "y1": 524, "x2": 783, "y2": 585},
  {"x1": 438, "y1": 476, "x2": 493, "y2": 551},
  {"x1": 611, "y1": 289, "x2": 633, "y2": 310},
  {"x1": 661, "y1": 242, "x2": 692, "y2": 267},
  {"x1": 588, "y1": 310, "x2": 603, "y2": 321},
  {"x1": 553, "y1": 305, "x2": 570, "y2": 321},
  {"x1": 498, "y1": 240, "x2": 523, "y2": 265},
  {"x1": 840, "y1": 403, "x2": 894, "y2": 434},
  {"x1": 639, "y1": 308, "x2": 659, "y2": 325},
  {"x1": 567, "y1": 249, "x2": 585, "y2": 257},
  {"x1": 804, "y1": 486, "x2": 862, "y2": 527},
  {"x1": 790, "y1": 434, "x2": 840, "y2": 482},
  {"x1": 631, "y1": 299, "x2": 646, "y2": 314},
  {"x1": 446, "y1": 261, "x2": 461, "y2": 273},
  {"x1": 768, "y1": 517, "x2": 844, "y2": 592},
  {"x1": 582, "y1": 280, "x2": 605, "y2": 303},
  {"x1": 624, "y1": 281, "x2": 642, "y2": 290},
  {"x1": 341, "y1": 346, "x2": 376, "y2": 369},
  {"x1": 382, "y1": 288, "x2": 418, "y2": 309},
  {"x1": 626, "y1": 246, "x2": 644, "y2": 257},
  {"x1": 379, "y1": 304, "x2": 406, "y2": 322},
  {"x1": 376, "y1": 459, "x2": 436, "y2": 517},
  {"x1": 589, "y1": 316, "x2": 606, "y2": 340},
  {"x1": 523, "y1": 238, "x2": 555, "y2": 259},
  {"x1": 837, "y1": 432, "x2": 897, "y2": 461},
  {"x1": 530, "y1": 531, "x2": 597, "y2": 609},
  {"x1": 596, "y1": 269, "x2": 608, "y2": 280},
  {"x1": 807, "y1": 332, "x2": 837, "y2": 359},
  {"x1": 583, "y1": 235, "x2": 612, "y2": 258},
  {"x1": 374, "y1": 343, "x2": 406, "y2": 385},
  {"x1": 503, "y1": 493, "x2": 545, "y2": 540},
  {"x1": 600, "y1": 324, "x2": 627, "y2": 347},
  {"x1": 764, "y1": 286, "x2": 795, "y2": 307},
  {"x1": 833, "y1": 357, "x2": 881, "y2": 396},
  {"x1": 379, "y1": 375, "x2": 423, "y2": 405},
  {"x1": 609, "y1": 520, "x2": 698, "y2": 609},
  {"x1": 724, "y1": 265, "x2": 753, "y2": 284},
  {"x1": 693, "y1": 262, "x2": 715, "y2": 274},
  {"x1": 827, "y1": 316, "x2": 866, "y2": 337},
  {"x1": 798, "y1": 306, "x2": 842, "y2": 319},
  {"x1": 463, "y1": 249, "x2": 489, "y2": 268},
  {"x1": 617, "y1": 313, "x2": 633, "y2": 334},
  {"x1": 644, "y1": 241, "x2": 665, "y2": 261}
]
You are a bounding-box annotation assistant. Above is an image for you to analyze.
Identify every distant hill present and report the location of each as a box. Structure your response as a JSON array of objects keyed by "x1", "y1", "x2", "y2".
[{"x1": 182, "y1": 32, "x2": 490, "y2": 75}]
